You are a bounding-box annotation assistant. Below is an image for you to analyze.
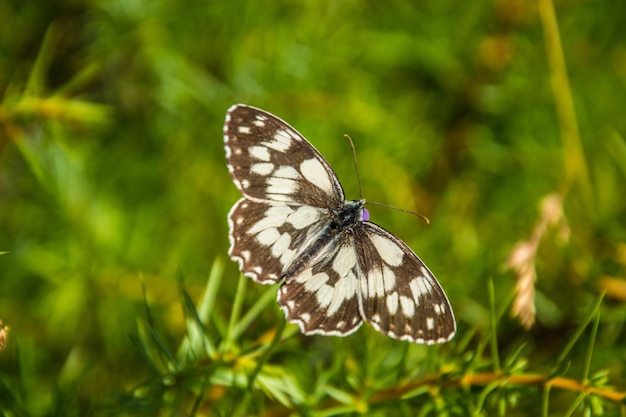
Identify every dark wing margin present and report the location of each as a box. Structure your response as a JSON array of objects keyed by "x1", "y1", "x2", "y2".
[
  {"x1": 354, "y1": 222, "x2": 456, "y2": 344},
  {"x1": 224, "y1": 104, "x2": 345, "y2": 208}
]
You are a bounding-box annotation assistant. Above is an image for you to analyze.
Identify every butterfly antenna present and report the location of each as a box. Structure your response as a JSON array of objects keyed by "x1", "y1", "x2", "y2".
[
  {"x1": 344, "y1": 134, "x2": 363, "y2": 199},
  {"x1": 366, "y1": 201, "x2": 431, "y2": 224},
  {"x1": 343, "y1": 134, "x2": 429, "y2": 225}
]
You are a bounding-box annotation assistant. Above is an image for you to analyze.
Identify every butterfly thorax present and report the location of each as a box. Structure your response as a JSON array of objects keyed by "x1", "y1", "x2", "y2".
[
  {"x1": 281, "y1": 200, "x2": 364, "y2": 281},
  {"x1": 329, "y1": 199, "x2": 366, "y2": 234}
]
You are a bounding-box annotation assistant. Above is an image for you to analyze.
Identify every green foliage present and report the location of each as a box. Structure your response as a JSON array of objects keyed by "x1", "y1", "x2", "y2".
[{"x1": 1, "y1": 0, "x2": 625, "y2": 415}]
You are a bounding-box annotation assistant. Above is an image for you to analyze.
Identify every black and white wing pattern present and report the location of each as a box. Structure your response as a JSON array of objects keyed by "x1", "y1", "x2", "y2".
[{"x1": 224, "y1": 104, "x2": 456, "y2": 344}]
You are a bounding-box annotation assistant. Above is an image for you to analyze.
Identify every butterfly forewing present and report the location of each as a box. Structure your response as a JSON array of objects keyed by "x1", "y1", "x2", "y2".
[
  {"x1": 224, "y1": 104, "x2": 456, "y2": 344},
  {"x1": 224, "y1": 105, "x2": 345, "y2": 208},
  {"x1": 354, "y1": 223, "x2": 456, "y2": 344}
]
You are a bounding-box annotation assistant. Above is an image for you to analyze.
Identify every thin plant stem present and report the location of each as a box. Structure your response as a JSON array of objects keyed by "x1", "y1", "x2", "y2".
[{"x1": 537, "y1": 0, "x2": 591, "y2": 200}]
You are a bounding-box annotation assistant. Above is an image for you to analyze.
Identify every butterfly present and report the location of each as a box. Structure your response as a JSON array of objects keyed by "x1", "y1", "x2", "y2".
[{"x1": 224, "y1": 104, "x2": 455, "y2": 344}]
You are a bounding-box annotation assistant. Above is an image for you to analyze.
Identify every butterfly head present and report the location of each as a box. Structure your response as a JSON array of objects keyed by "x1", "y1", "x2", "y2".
[
  {"x1": 360, "y1": 207, "x2": 370, "y2": 222},
  {"x1": 347, "y1": 199, "x2": 369, "y2": 222}
]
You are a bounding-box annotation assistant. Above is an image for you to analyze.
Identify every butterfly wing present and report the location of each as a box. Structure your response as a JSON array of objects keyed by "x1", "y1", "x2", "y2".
[
  {"x1": 224, "y1": 104, "x2": 345, "y2": 207},
  {"x1": 225, "y1": 104, "x2": 347, "y2": 284},
  {"x1": 354, "y1": 222, "x2": 456, "y2": 344},
  {"x1": 228, "y1": 199, "x2": 332, "y2": 284},
  {"x1": 277, "y1": 232, "x2": 363, "y2": 336}
]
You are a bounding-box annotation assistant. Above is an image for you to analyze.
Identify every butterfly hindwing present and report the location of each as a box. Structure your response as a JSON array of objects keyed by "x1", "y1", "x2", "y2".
[
  {"x1": 354, "y1": 223, "x2": 456, "y2": 344},
  {"x1": 277, "y1": 233, "x2": 363, "y2": 336},
  {"x1": 224, "y1": 105, "x2": 345, "y2": 207}
]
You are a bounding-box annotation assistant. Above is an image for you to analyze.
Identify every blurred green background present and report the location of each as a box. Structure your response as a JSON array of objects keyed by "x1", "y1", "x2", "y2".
[{"x1": 1, "y1": 0, "x2": 625, "y2": 415}]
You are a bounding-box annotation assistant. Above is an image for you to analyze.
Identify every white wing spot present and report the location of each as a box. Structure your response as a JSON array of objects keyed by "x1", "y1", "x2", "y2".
[
  {"x1": 252, "y1": 266, "x2": 263, "y2": 274},
  {"x1": 279, "y1": 248, "x2": 296, "y2": 267},
  {"x1": 241, "y1": 179, "x2": 250, "y2": 188},
  {"x1": 266, "y1": 205, "x2": 295, "y2": 216},
  {"x1": 300, "y1": 158, "x2": 334, "y2": 194},
  {"x1": 238, "y1": 126, "x2": 251, "y2": 134},
  {"x1": 247, "y1": 206, "x2": 293, "y2": 235},
  {"x1": 332, "y1": 245, "x2": 357, "y2": 277},
  {"x1": 266, "y1": 193, "x2": 294, "y2": 202},
  {"x1": 241, "y1": 250, "x2": 251, "y2": 261},
  {"x1": 256, "y1": 228, "x2": 280, "y2": 246},
  {"x1": 301, "y1": 271, "x2": 328, "y2": 291},
  {"x1": 327, "y1": 272, "x2": 357, "y2": 315},
  {"x1": 249, "y1": 146, "x2": 271, "y2": 161},
  {"x1": 409, "y1": 277, "x2": 431, "y2": 300},
  {"x1": 386, "y1": 292, "x2": 399, "y2": 314},
  {"x1": 253, "y1": 119, "x2": 265, "y2": 127},
  {"x1": 287, "y1": 206, "x2": 321, "y2": 229},
  {"x1": 382, "y1": 265, "x2": 396, "y2": 291},
  {"x1": 271, "y1": 233, "x2": 291, "y2": 257},
  {"x1": 434, "y1": 303, "x2": 446, "y2": 315},
  {"x1": 300, "y1": 312, "x2": 311, "y2": 323},
  {"x1": 400, "y1": 295, "x2": 415, "y2": 317},
  {"x1": 369, "y1": 234, "x2": 404, "y2": 266},
  {"x1": 251, "y1": 162, "x2": 274, "y2": 176},
  {"x1": 274, "y1": 166, "x2": 300, "y2": 179},
  {"x1": 368, "y1": 267, "x2": 386, "y2": 297},
  {"x1": 263, "y1": 140, "x2": 291, "y2": 152},
  {"x1": 274, "y1": 129, "x2": 293, "y2": 142},
  {"x1": 419, "y1": 277, "x2": 432, "y2": 297},
  {"x1": 267, "y1": 176, "x2": 297, "y2": 195},
  {"x1": 262, "y1": 129, "x2": 292, "y2": 152},
  {"x1": 426, "y1": 317, "x2": 435, "y2": 330},
  {"x1": 409, "y1": 278, "x2": 421, "y2": 299},
  {"x1": 316, "y1": 284, "x2": 334, "y2": 308}
]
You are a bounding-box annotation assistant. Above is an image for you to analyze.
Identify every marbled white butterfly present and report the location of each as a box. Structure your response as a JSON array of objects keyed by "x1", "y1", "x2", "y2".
[{"x1": 224, "y1": 104, "x2": 455, "y2": 344}]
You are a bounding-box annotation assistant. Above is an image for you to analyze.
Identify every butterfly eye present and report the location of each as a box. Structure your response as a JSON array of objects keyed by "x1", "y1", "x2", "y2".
[{"x1": 361, "y1": 208, "x2": 370, "y2": 222}]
